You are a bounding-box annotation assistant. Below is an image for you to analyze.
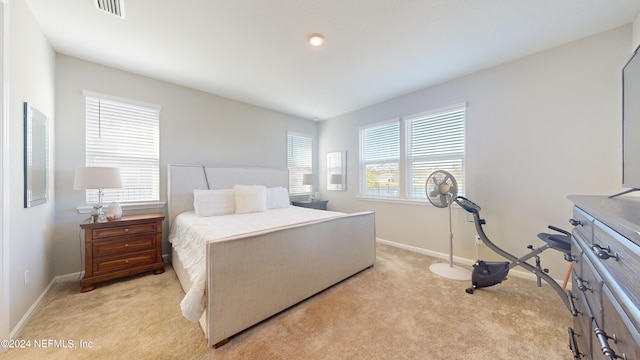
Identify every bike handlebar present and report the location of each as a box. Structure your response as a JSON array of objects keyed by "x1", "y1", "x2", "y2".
[{"x1": 454, "y1": 196, "x2": 481, "y2": 214}]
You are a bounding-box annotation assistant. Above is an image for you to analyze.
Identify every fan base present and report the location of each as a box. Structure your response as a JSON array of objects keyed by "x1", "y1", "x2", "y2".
[{"x1": 429, "y1": 263, "x2": 471, "y2": 281}]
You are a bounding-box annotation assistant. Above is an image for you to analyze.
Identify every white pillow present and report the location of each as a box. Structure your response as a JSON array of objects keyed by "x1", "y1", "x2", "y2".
[
  {"x1": 234, "y1": 185, "x2": 268, "y2": 214},
  {"x1": 266, "y1": 187, "x2": 290, "y2": 209},
  {"x1": 193, "y1": 189, "x2": 235, "y2": 216}
]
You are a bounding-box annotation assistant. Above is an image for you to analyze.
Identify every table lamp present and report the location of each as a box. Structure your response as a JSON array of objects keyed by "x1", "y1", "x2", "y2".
[
  {"x1": 74, "y1": 166, "x2": 122, "y2": 222},
  {"x1": 302, "y1": 173, "x2": 314, "y2": 201}
]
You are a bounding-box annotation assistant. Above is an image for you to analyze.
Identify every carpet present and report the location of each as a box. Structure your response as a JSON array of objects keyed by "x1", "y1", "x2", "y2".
[{"x1": 2, "y1": 243, "x2": 571, "y2": 359}]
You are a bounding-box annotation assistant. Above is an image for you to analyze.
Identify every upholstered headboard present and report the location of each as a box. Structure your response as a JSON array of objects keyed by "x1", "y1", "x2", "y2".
[{"x1": 167, "y1": 164, "x2": 289, "y2": 226}]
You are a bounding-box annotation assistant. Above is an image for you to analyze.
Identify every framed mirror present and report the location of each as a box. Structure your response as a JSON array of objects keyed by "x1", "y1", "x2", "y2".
[
  {"x1": 327, "y1": 151, "x2": 346, "y2": 191},
  {"x1": 24, "y1": 102, "x2": 48, "y2": 208}
]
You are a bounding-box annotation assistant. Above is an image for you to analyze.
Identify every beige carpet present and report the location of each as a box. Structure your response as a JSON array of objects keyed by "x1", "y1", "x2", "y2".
[{"x1": 2, "y1": 243, "x2": 571, "y2": 359}]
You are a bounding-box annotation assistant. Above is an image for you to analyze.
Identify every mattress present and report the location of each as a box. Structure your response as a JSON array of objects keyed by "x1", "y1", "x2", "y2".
[{"x1": 168, "y1": 206, "x2": 345, "y2": 321}]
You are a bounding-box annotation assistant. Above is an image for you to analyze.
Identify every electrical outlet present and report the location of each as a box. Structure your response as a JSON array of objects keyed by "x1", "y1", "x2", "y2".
[
  {"x1": 24, "y1": 270, "x2": 29, "y2": 287},
  {"x1": 474, "y1": 235, "x2": 483, "y2": 246}
]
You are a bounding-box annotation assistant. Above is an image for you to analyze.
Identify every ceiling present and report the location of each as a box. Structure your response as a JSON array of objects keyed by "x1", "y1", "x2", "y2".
[{"x1": 25, "y1": 0, "x2": 640, "y2": 121}]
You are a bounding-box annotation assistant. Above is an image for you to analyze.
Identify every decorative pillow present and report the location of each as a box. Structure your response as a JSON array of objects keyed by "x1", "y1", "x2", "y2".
[
  {"x1": 193, "y1": 189, "x2": 235, "y2": 216},
  {"x1": 234, "y1": 185, "x2": 268, "y2": 214},
  {"x1": 266, "y1": 187, "x2": 290, "y2": 209}
]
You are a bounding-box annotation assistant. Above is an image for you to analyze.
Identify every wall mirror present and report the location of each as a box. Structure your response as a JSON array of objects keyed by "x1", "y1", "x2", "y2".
[
  {"x1": 24, "y1": 102, "x2": 48, "y2": 208},
  {"x1": 327, "y1": 151, "x2": 346, "y2": 191}
]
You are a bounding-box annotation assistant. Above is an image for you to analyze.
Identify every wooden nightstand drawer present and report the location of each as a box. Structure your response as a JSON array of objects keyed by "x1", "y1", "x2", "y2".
[
  {"x1": 92, "y1": 223, "x2": 156, "y2": 239},
  {"x1": 93, "y1": 250, "x2": 157, "y2": 276},
  {"x1": 80, "y1": 213, "x2": 165, "y2": 292},
  {"x1": 93, "y1": 235, "x2": 155, "y2": 258}
]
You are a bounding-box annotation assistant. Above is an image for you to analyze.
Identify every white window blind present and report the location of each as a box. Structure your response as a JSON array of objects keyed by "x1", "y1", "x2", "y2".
[
  {"x1": 359, "y1": 120, "x2": 400, "y2": 197},
  {"x1": 85, "y1": 93, "x2": 160, "y2": 204},
  {"x1": 406, "y1": 106, "x2": 465, "y2": 199},
  {"x1": 287, "y1": 132, "x2": 313, "y2": 195},
  {"x1": 358, "y1": 104, "x2": 466, "y2": 201}
]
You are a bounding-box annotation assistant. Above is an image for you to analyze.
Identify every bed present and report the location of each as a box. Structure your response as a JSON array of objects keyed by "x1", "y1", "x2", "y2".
[{"x1": 167, "y1": 164, "x2": 376, "y2": 347}]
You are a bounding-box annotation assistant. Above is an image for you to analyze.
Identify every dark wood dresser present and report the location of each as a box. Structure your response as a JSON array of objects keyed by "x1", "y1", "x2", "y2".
[
  {"x1": 79, "y1": 213, "x2": 165, "y2": 292},
  {"x1": 568, "y1": 195, "x2": 640, "y2": 359}
]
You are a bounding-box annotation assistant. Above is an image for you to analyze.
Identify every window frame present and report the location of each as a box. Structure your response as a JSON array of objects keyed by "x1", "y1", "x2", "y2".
[
  {"x1": 82, "y1": 91, "x2": 161, "y2": 208},
  {"x1": 358, "y1": 118, "x2": 401, "y2": 199},
  {"x1": 358, "y1": 103, "x2": 466, "y2": 203},
  {"x1": 287, "y1": 131, "x2": 314, "y2": 196}
]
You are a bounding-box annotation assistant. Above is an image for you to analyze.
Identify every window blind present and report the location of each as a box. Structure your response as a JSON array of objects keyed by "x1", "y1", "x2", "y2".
[
  {"x1": 359, "y1": 120, "x2": 400, "y2": 197},
  {"x1": 85, "y1": 94, "x2": 160, "y2": 204},
  {"x1": 358, "y1": 104, "x2": 466, "y2": 201},
  {"x1": 287, "y1": 132, "x2": 313, "y2": 195},
  {"x1": 406, "y1": 106, "x2": 465, "y2": 199}
]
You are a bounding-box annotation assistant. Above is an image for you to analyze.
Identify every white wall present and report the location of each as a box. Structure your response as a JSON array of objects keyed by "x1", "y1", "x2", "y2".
[
  {"x1": 8, "y1": 0, "x2": 56, "y2": 332},
  {"x1": 319, "y1": 25, "x2": 633, "y2": 280},
  {"x1": 53, "y1": 55, "x2": 318, "y2": 276},
  {"x1": 633, "y1": 13, "x2": 640, "y2": 50}
]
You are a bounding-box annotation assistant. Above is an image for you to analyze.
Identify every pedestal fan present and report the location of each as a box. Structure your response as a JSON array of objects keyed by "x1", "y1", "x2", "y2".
[{"x1": 425, "y1": 170, "x2": 471, "y2": 281}]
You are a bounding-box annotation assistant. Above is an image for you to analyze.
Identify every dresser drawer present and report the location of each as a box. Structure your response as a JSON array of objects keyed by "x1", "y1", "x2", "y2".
[
  {"x1": 600, "y1": 286, "x2": 640, "y2": 360},
  {"x1": 570, "y1": 233, "x2": 585, "y2": 278},
  {"x1": 572, "y1": 283, "x2": 593, "y2": 357},
  {"x1": 578, "y1": 255, "x2": 604, "y2": 326},
  {"x1": 92, "y1": 223, "x2": 156, "y2": 239},
  {"x1": 93, "y1": 235, "x2": 155, "y2": 258},
  {"x1": 592, "y1": 221, "x2": 640, "y2": 326},
  {"x1": 572, "y1": 206, "x2": 594, "y2": 243},
  {"x1": 93, "y1": 250, "x2": 157, "y2": 276}
]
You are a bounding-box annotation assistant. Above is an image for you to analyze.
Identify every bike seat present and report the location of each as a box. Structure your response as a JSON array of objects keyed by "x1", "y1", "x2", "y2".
[{"x1": 537, "y1": 232, "x2": 571, "y2": 253}]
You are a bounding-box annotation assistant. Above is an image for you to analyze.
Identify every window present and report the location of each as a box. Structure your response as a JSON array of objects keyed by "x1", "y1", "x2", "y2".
[
  {"x1": 359, "y1": 120, "x2": 400, "y2": 197},
  {"x1": 287, "y1": 132, "x2": 313, "y2": 195},
  {"x1": 359, "y1": 103, "x2": 466, "y2": 201},
  {"x1": 84, "y1": 91, "x2": 160, "y2": 204},
  {"x1": 406, "y1": 106, "x2": 465, "y2": 199}
]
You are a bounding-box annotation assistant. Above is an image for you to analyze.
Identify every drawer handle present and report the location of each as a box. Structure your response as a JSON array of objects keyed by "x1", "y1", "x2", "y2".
[
  {"x1": 123, "y1": 228, "x2": 130, "y2": 233},
  {"x1": 591, "y1": 244, "x2": 619, "y2": 261},
  {"x1": 124, "y1": 260, "x2": 129, "y2": 264},
  {"x1": 575, "y1": 276, "x2": 590, "y2": 292},
  {"x1": 567, "y1": 290, "x2": 579, "y2": 317},
  {"x1": 594, "y1": 327, "x2": 626, "y2": 359},
  {"x1": 569, "y1": 218, "x2": 583, "y2": 226},
  {"x1": 124, "y1": 243, "x2": 129, "y2": 247},
  {"x1": 567, "y1": 327, "x2": 583, "y2": 359}
]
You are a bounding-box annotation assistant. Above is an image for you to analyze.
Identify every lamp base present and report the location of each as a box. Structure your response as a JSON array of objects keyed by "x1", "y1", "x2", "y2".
[
  {"x1": 90, "y1": 204, "x2": 106, "y2": 223},
  {"x1": 429, "y1": 263, "x2": 471, "y2": 281}
]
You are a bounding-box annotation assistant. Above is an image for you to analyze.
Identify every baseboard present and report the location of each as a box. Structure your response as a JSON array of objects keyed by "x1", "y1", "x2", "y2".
[
  {"x1": 8, "y1": 275, "x2": 57, "y2": 340},
  {"x1": 9, "y1": 267, "x2": 102, "y2": 339},
  {"x1": 375, "y1": 238, "x2": 562, "y2": 284},
  {"x1": 56, "y1": 271, "x2": 83, "y2": 283},
  {"x1": 377, "y1": 238, "x2": 476, "y2": 266}
]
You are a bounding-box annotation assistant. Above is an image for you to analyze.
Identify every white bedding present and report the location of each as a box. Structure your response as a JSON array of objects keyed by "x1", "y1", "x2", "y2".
[{"x1": 168, "y1": 206, "x2": 345, "y2": 322}]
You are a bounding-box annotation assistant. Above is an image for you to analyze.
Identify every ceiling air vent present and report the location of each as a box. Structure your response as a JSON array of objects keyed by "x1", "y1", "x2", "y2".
[{"x1": 95, "y1": 0, "x2": 125, "y2": 19}]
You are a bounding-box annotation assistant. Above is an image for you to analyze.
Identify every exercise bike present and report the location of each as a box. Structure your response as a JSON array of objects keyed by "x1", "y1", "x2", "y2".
[{"x1": 453, "y1": 196, "x2": 573, "y2": 311}]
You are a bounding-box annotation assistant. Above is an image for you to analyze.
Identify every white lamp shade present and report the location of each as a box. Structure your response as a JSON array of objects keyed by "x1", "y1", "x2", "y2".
[
  {"x1": 302, "y1": 173, "x2": 313, "y2": 185},
  {"x1": 73, "y1": 167, "x2": 123, "y2": 190}
]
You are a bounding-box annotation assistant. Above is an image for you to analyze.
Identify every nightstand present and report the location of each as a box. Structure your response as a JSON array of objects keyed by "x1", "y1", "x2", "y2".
[
  {"x1": 291, "y1": 200, "x2": 329, "y2": 210},
  {"x1": 79, "y1": 213, "x2": 165, "y2": 292}
]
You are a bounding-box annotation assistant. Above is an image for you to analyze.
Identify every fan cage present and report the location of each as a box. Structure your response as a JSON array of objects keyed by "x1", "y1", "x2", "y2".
[{"x1": 422, "y1": 166, "x2": 462, "y2": 192}]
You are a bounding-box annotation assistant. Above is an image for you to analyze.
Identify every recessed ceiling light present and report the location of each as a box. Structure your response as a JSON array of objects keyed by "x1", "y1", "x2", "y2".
[{"x1": 309, "y1": 34, "x2": 325, "y2": 47}]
